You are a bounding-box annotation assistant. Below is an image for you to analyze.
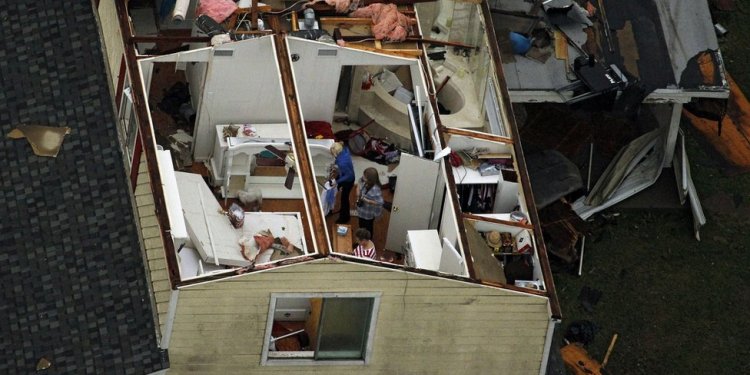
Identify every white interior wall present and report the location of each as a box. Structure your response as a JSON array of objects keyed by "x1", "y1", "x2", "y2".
[
  {"x1": 287, "y1": 38, "x2": 418, "y2": 125},
  {"x1": 186, "y1": 61, "x2": 207, "y2": 114},
  {"x1": 193, "y1": 37, "x2": 288, "y2": 160},
  {"x1": 494, "y1": 181, "x2": 519, "y2": 213},
  {"x1": 438, "y1": 181, "x2": 459, "y2": 248}
]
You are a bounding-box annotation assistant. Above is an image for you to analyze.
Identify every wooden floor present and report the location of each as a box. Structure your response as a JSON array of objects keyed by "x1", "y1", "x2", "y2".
[{"x1": 324, "y1": 182, "x2": 403, "y2": 264}]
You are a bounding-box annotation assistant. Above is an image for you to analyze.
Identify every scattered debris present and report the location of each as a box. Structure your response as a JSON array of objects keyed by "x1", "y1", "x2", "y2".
[
  {"x1": 601, "y1": 333, "x2": 619, "y2": 368},
  {"x1": 36, "y1": 357, "x2": 52, "y2": 371},
  {"x1": 578, "y1": 285, "x2": 602, "y2": 313},
  {"x1": 540, "y1": 199, "x2": 589, "y2": 263},
  {"x1": 560, "y1": 343, "x2": 603, "y2": 375},
  {"x1": 7, "y1": 125, "x2": 71, "y2": 157},
  {"x1": 168, "y1": 129, "x2": 194, "y2": 169},
  {"x1": 564, "y1": 320, "x2": 598, "y2": 345},
  {"x1": 684, "y1": 73, "x2": 750, "y2": 174}
]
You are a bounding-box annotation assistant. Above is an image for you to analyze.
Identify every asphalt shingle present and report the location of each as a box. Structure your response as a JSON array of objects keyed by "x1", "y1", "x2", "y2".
[{"x1": 0, "y1": 1, "x2": 167, "y2": 373}]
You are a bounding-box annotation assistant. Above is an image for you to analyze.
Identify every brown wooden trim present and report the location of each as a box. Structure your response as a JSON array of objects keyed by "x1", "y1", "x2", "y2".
[
  {"x1": 176, "y1": 255, "x2": 327, "y2": 288},
  {"x1": 442, "y1": 126, "x2": 514, "y2": 145},
  {"x1": 480, "y1": 1, "x2": 561, "y2": 319},
  {"x1": 114, "y1": 55, "x2": 126, "y2": 109},
  {"x1": 271, "y1": 32, "x2": 331, "y2": 256},
  {"x1": 177, "y1": 252, "x2": 539, "y2": 296},
  {"x1": 130, "y1": 131, "x2": 143, "y2": 190},
  {"x1": 130, "y1": 36, "x2": 211, "y2": 43},
  {"x1": 480, "y1": 280, "x2": 547, "y2": 296},
  {"x1": 463, "y1": 213, "x2": 534, "y2": 230},
  {"x1": 116, "y1": 0, "x2": 181, "y2": 289}
]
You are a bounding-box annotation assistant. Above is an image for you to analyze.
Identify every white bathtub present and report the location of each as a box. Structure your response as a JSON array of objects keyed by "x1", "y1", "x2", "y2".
[{"x1": 432, "y1": 54, "x2": 484, "y2": 130}]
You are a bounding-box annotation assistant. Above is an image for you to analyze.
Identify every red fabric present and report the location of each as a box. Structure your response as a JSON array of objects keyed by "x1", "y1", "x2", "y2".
[
  {"x1": 304, "y1": 121, "x2": 335, "y2": 139},
  {"x1": 195, "y1": 0, "x2": 238, "y2": 23},
  {"x1": 254, "y1": 235, "x2": 274, "y2": 251}
]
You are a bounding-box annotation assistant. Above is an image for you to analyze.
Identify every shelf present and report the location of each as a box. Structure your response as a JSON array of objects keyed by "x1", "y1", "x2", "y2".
[{"x1": 452, "y1": 165, "x2": 501, "y2": 184}]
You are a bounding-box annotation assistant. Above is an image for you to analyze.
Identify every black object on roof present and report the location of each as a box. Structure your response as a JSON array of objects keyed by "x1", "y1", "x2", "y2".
[{"x1": 0, "y1": 1, "x2": 166, "y2": 373}]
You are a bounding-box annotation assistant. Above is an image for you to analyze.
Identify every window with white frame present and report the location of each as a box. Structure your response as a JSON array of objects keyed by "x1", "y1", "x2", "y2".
[
  {"x1": 261, "y1": 292, "x2": 380, "y2": 365},
  {"x1": 118, "y1": 85, "x2": 139, "y2": 165}
]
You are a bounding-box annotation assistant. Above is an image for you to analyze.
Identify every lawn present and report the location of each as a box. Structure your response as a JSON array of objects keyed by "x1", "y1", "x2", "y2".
[{"x1": 552, "y1": 2, "x2": 750, "y2": 374}]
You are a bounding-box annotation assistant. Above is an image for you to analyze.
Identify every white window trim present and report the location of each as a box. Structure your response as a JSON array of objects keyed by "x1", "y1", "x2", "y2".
[{"x1": 260, "y1": 292, "x2": 382, "y2": 366}]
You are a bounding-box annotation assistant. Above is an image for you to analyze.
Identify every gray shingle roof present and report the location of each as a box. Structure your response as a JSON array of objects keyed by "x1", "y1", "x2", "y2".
[{"x1": 0, "y1": 1, "x2": 167, "y2": 373}]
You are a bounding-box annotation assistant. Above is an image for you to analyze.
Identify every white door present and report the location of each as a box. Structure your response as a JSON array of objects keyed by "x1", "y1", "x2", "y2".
[{"x1": 385, "y1": 153, "x2": 440, "y2": 252}]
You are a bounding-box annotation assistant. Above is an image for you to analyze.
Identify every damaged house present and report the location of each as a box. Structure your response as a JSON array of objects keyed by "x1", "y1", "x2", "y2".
[{"x1": 89, "y1": 0, "x2": 724, "y2": 373}]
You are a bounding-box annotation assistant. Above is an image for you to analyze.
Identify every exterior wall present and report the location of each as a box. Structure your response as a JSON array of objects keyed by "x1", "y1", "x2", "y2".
[
  {"x1": 134, "y1": 156, "x2": 172, "y2": 336},
  {"x1": 96, "y1": 0, "x2": 125, "y2": 89},
  {"x1": 167, "y1": 259, "x2": 551, "y2": 374}
]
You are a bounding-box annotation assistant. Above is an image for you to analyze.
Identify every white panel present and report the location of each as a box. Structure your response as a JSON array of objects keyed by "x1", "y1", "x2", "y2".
[
  {"x1": 386, "y1": 154, "x2": 441, "y2": 252},
  {"x1": 156, "y1": 150, "x2": 188, "y2": 245},
  {"x1": 194, "y1": 37, "x2": 288, "y2": 160},
  {"x1": 287, "y1": 37, "x2": 417, "y2": 125},
  {"x1": 438, "y1": 187, "x2": 458, "y2": 247}
]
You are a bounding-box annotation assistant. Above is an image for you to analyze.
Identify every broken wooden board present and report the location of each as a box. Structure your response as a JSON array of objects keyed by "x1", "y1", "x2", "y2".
[
  {"x1": 616, "y1": 21, "x2": 640, "y2": 78},
  {"x1": 554, "y1": 30, "x2": 568, "y2": 60},
  {"x1": 683, "y1": 73, "x2": 750, "y2": 174}
]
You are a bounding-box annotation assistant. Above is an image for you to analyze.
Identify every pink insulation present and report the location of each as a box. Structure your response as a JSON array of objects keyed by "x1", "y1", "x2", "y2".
[
  {"x1": 350, "y1": 3, "x2": 411, "y2": 42},
  {"x1": 195, "y1": 0, "x2": 238, "y2": 23},
  {"x1": 325, "y1": 0, "x2": 352, "y2": 14}
]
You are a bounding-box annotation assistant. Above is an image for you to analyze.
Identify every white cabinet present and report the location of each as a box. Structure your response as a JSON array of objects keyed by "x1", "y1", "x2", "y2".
[
  {"x1": 405, "y1": 230, "x2": 442, "y2": 272},
  {"x1": 207, "y1": 124, "x2": 335, "y2": 199},
  {"x1": 209, "y1": 124, "x2": 291, "y2": 185}
]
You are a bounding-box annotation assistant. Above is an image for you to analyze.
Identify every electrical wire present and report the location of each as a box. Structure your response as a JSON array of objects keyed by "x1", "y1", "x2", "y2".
[{"x1": 267, "y1": 0, "x2": 310, "y2": 16}]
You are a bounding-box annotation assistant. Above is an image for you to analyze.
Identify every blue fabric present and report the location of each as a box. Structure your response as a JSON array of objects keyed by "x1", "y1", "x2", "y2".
[
  {"x1": 357, "y1": 179, "x2": 384, "y2": 220},
  {"x1": 335, "y1": 146, "x2": 355, "y2": 185},
  {"x1": 509, "y1": 32, "x2": 532, "y2": 55},
  {"x1": 323, "y1": 183, "x2": 337, "y2": 215}
]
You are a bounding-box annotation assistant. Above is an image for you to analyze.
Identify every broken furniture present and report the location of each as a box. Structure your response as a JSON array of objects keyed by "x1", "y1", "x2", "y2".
[
  {"x1": 174, "y1": 171, "x2": 306, "y2": 267},
  {"x1": 496, "y1": 0, "x2": 726, "y2": 238},
  {"x1": 209, "y1": 124, "x2": 334, "y2": 199}
]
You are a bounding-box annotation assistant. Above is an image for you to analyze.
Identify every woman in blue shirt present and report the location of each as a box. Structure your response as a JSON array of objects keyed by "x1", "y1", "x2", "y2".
[
  {"x1": 356, "y1": 167, "x2": 384, "y2": 235},
  {"x1": 331, "y1": 142, "x2": 355, "y2": 224}
]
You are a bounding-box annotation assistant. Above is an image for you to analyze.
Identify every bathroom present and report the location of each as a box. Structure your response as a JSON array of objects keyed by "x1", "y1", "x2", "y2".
[{"x1": 416, "y1": 0, "x2": 498, "y2": 134}]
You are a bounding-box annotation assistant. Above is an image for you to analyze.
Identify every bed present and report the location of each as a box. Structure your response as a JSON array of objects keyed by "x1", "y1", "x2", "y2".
[{"x1": 174, "y1": 172, "x2": 307, "y2": 267}]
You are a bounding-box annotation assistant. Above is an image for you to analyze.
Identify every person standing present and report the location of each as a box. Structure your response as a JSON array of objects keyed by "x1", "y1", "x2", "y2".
[
  {"x1": 356, "y1": 167, "x2": 384, "y2": 235},
  {"x1": 331, "y1": 142, "x2": 355, "y2": 224},
  {"x1": 353, "y1": 228, "x2": 377, "y2": 260}
]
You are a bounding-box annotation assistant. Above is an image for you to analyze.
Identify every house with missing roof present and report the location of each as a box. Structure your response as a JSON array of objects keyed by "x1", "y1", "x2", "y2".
[
  {"x1": 90, "y1": 0, "x2": 727, "y2": 373},
  {"x1": 97, "y1": 0, "x2": 559, "y2": 373}
]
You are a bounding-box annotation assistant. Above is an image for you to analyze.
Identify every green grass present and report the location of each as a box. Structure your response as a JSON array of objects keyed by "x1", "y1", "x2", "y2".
[{"x1": 553, "y1": 3, "x2": 750, "y2": 374}]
